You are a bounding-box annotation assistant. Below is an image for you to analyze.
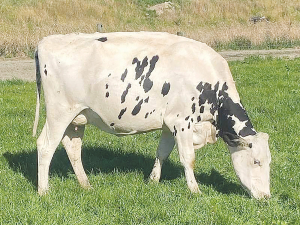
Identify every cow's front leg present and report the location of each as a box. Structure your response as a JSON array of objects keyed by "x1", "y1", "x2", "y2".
[
  {"x1": 62, "y1": 124, "x2": 91, "y2": 189},
  {"x1": 175, "y1": 127, "x2": 200, "y2": 193},
  {"x1": 150, "y1": 128, "x2": 175, "y2": 182}
]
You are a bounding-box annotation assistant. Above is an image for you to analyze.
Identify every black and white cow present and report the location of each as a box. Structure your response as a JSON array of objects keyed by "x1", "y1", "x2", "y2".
[{"x1": 33, "y1": 32, "x2": 271, "y2": 199}]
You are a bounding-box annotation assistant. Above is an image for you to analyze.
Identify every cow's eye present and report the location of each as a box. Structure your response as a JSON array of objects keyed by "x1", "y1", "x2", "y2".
[{"x1": 254, "y1": 159, "x2": 261, "y2": 166}]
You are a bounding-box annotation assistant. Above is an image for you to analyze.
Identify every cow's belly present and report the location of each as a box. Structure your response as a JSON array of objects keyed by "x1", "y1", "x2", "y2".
[{"x1": 72, "y1": 108, "x2": 163, "y2": 135}]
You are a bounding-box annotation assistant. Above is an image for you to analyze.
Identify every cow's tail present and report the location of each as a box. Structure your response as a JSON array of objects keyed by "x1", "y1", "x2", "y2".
[{"x1": 33, "y1": 49, "x2": 41, "y2": 137}]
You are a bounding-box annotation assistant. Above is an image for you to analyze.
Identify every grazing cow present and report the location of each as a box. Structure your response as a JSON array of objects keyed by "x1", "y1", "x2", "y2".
[{"x1": 33, "y1": 32, "x2": 271, "y2": 199}]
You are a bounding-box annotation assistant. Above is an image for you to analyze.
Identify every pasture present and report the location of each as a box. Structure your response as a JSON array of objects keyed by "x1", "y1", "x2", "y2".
[
  {"x1": 0, "y1": 57, "x2": 300, "y2": 224},
  {"x1": 1, "y1": 0, "x2": 300, "y2": 57}
]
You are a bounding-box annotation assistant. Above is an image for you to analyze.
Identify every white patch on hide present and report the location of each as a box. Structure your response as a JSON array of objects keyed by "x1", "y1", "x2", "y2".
[{"x1": 230, "y1": 115, "x2": 247, "y2": 134}]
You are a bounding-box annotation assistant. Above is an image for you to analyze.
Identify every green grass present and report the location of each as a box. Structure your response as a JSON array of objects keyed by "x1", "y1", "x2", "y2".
[{"x1": 1, "y1": 58, "x2": 300, "y2": 224}]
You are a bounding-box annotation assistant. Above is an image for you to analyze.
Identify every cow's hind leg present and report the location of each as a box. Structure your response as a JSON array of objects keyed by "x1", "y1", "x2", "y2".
[
  {"x1": 37, "y1": 120, "x2": 68, "y2": 195},
  {"x1": 61, "y1": 124, "x2": 91, "y2": 189},
  {"x1": 150, "y1": 128, "x2": 175, "y2": 182}
]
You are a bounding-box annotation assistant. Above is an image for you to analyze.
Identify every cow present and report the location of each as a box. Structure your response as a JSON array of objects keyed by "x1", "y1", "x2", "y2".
[{"x1": 33, "y1": 32, "x2": 271, "y2": 199}]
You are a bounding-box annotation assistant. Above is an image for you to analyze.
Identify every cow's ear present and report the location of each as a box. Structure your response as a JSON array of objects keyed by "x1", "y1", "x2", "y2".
[{"x1": 222, "y1": 132, "x2": 241, "y2": 147}]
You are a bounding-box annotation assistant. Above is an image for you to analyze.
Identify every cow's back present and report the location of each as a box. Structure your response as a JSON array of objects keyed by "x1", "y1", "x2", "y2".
[{"x1": 37, "y1": 32, "x2": 239, "y2": 135}]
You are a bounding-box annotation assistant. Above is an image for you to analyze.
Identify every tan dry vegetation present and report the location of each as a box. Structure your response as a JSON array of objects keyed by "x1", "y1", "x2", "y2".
[{"x1": 1, "y1": 0, "x2": 300, "y2": 57}]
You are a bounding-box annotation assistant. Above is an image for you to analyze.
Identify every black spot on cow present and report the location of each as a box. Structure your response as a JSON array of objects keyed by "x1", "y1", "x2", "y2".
[
  {"x1": 191, "y1": 118, "x2": 194, "y2": 123},
  {"x1": 220, "y1": 82, "x2": 228, "y2": 92},
  {"x1": 200, "y1": 106, "x2": 204, "y2": 113},
  {"x1": 196, "y1": 81, "x2": 220, "y2": 119},
  {"x1": 132, "y1": 57, "x2": 148, "y2": 80},
  {"x1": 197, "y1": 115, "x2": 201, "y2": 122},
  {"x1": 121, "y1": 69, "x2": 128, "y2": 82},
  {"x1": 191, "y1": 103, "x2": 196, "y2": 114},
  {"x1": 142, "y1": 55, "x2": 159, "y2": 93},
  {"x1": 177, "y1": 114, "x2": 179, "y2": 117},
  {"x1": 145, "y1": 112, "x2": 149, "y2": 118},
  {"x1": 136, "y1": 96, "x2": 140, "y2": 101},
  {"x1": 44, "y1": 65, "x2": 47, "y2": 75},
  {"x1": 121, "y1": 83, "x2": 132, "y2": 103},
  {"x1": 173, "y1": 126, "x2": 177, "y2": 136},
  {"x1": 188, "y1": 122, "x2": 191, "y2": 129},
  {"x1": 185, "y1": 116, "x2": 190, "y2": 121},
  {"x1": 108, "y1": 73, "x2": 111, "y2": 77},
  {"x1": 118, "y1": 108, "x2": 127, "y2": 120},
  {"x1": 106, "y1": 84, "x2": 109, "y2": 89},
  {"x1": 96, "y1": 37, "x2": 107, "y2": 42},
  {"x1": 182, "y1": 128, "x2": 184, "y2": 131},
  {"x1": 196, "y1": 82, "x2": 212, "y2": 93},
  {"x1": 144, "y1": 96, "x2": 149, "y2": 103},
  {"x1": 139, "y1": 75, "x2": 145, "y2": 85},
  {"x1": 105, "y1": 92, "x2": 109, "y2": 98},
  {"x1": 147, "y1": 55, "x2": 159, "y2": 77},
  {"x1": 214, "y1": 82, "x2": 220, "y2": 91},
  {"x1": 161, "y1": 82, "x2": 170, "y2": 97},
  {"x1": 132, "y1": 99, "x2": 143, "y2": 115},
  {"x1": 110, "y1": 123, "x2": 115, "y2": 126},
  {"x1": 191, "y1": 97, "x2": 195, "y2": 101},
  {"x1": 143, "y1": 78, "x2": 153, "y2": 93},
  {"x1": 197, "y1": 81, "x2": 218, "y2": 108}
]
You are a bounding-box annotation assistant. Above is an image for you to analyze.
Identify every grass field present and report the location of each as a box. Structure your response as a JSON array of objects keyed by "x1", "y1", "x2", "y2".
[
  {"x1": 1, "y1": 0, "x2": 300, "y2": 57},
  {"x1": 0, "y1": 57, "x2": 299, "y2": 224}
]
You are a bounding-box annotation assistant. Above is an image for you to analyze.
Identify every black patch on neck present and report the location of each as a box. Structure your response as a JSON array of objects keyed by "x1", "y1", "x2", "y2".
[
  {"x1": 96, "y1": 37, "x2": 107, "y2": 42},
  {"x1": 217, "y1": 82, "x2": 256, "y2": 139}
]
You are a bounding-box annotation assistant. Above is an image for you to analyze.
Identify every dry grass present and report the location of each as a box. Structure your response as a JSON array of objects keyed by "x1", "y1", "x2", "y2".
[{"x1": 1, "y1": 0, "x2": 300, "y2": 57}]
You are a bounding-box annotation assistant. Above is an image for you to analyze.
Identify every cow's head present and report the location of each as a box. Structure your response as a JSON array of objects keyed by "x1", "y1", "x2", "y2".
[{"x1": 224, "y1": 132, "x2": 271, "y2": 199}]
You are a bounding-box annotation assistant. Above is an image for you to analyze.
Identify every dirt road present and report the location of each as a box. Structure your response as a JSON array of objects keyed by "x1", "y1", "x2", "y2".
[{"x1": 1, "y1": 48, "x2": 300, "y2": 81}]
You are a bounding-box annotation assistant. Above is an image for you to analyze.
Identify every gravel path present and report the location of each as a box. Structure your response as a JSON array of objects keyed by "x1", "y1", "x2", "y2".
[{"x1": 1, "y1": 48, "x2": 300, "y2": 81}]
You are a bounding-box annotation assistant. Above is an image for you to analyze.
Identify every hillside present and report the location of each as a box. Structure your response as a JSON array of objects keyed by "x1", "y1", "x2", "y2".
[{"x1": 1, "y1": 0, "x2": 300, "y2": 57}]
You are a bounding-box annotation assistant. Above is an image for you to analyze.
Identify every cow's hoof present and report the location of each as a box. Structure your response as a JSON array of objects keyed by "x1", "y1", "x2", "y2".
[
  {"x1": 149, "y1": 173, "x2": 160, "y2": 182},
  {"x1": 38, "y1": 187, "x2": 49, "y2": 196},
  {"x1": 188, "y1": 185, "x2": 201, "y2": 194},
  {"x1": 82, "y1": 183, "x2": 93, "y2": 190}
]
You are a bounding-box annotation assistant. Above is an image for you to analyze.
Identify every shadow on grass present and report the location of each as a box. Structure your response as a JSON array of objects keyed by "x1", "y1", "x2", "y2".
[
  {"x1": 197, "y1": 169, "x2": 247, "y2": 196},
  {"x1": 3, "y1": 146, "x2": 245, "y2": 196}
]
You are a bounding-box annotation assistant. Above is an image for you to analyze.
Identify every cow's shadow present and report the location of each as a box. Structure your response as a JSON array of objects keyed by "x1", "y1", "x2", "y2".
[{"x1": 3, "y1": 146, "x2": 245, "y2": 196}]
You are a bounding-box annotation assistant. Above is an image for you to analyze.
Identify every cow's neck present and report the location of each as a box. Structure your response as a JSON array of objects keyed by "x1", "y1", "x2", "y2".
[{"x1": 216, "y1": 83, "x2": 256, "y2": 143}]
